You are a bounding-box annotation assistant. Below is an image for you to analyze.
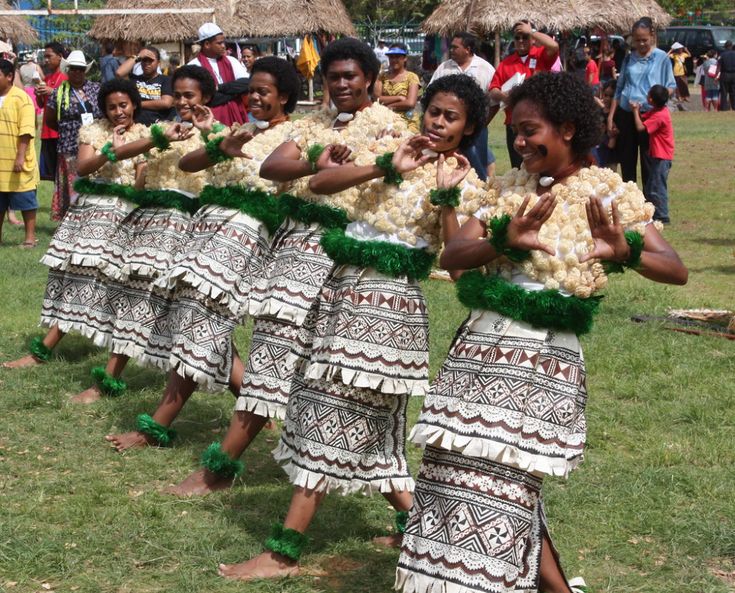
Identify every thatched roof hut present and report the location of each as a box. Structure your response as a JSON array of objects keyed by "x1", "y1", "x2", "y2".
[
  {"x1": 422, "y1": 0, "x2": 670, "y2": 35},
  {"x1": 0, "y1": 1, "x2": 38, "y2": 44},
  {"x1": 89, "y1": 0, "x2": 234, "y2": 43},
  {"x1": 231, "y1": 0, "x2": 355, "y2": 38}
]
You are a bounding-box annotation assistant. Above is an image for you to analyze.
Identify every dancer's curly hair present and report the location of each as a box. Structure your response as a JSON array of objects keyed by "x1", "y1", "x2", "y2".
[
  {"x1": 508, "y1": 71, "x2": 602, "y2": 156},
  {"x1": 320, "y1": 37, "x2": 381, "y2": 93},
  {"x1": 98, "y1": 78, "x2": 142, "y2": 115},
  {"x1": 172, "y1": 65, "x2": 216, "y2": 102},
  {"x1": 250, "y1": 56, "x2": 301, "y2": 114},
  {"x1": 420, "y1": 74, "x2": 489, "y2": 149}
]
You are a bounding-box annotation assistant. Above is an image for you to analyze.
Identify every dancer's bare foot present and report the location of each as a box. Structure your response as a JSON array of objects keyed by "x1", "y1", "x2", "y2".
[
  {"x1": 218, "y1": 551, "x2": 299, "y2": 581},
  {"x1": 372, "y1": 533, "x2": 403, "y2": 548},
  {"x1": 2, "y1": 354, "x2": 44, "y2": 369},
  {"x1": 163, "y1": 468, "x2": 235, "y2": 497},
  {"x1": 105, "y1": 431, "x2": 155, "y2": 452},
  {"x1": 70, "y1": 385, "x2": 102, "y2": 404}
]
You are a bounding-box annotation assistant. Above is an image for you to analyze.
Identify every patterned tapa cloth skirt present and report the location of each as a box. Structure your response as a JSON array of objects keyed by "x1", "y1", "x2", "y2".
[
  {"x1": 297, "y1": 265, "x2": 430, "y2": 396},
  {"x1": 159, "y1": 204, "x2": 273, "y2": 318},
  {"x1": 396, "y1": 310, "x2": 587, "y2": 593},
  {"x1": 234, "y1": 216, "x2": 335, "y2": 416},
  {"x1": 252, "y1": 218, "x2": 334, "y2": 325},
  {"x1": 40, "y1": 191, "x2": 135, "y2": 343},
  {"x1": 396, "y1": 447, "x2": 545, "y2": 593},
  {"x1": 272, "y1": 266, "x2": 428, "y2": 495},
  {"x1": 97, "y1": 204, "x2": 195, "y2": 361},
  {"x1": 41, "y1": 192, "x2": 136, "y2": 270}
]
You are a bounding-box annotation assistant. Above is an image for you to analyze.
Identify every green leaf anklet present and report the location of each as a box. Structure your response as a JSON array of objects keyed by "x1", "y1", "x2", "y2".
[
  {"x1": 265, "y1": 523, "x2": 307, "y2": 561},
  {"x1": 150, "y1": 124, "x2": 171, "y2": 151},
  {"x1": 100, "y1": 141, "x2": 118, "y2": 163},
  {"x1": 90, "y1": 366, "x2": 127, "y2": 397},
  {"x1": 603, "y1": 230, "x2": 644, "y2": 274},
  {"x1": 136, "y1": 413, "x2": 176, "y2": 446},
  {"x1": 375, "y1": 152, "x2": 403, "y2": 185},
  {"x1": 487, "y1": 214, "x2": 531, "y2": 263},
  {"x1": 29, "y1": 336, "x2": 52, "y2": 362},
  {"x1": 395, "y1": 511, "x2": 409, "y2": 534},
  {"x1": 201, "y1": 442, "x2": 244, "y2": 478},
  {"x1": 204, "y1": 135, "x2": 233, "y2": 163},
  {"x1": 429, "y1": 186, "x2": 461, "y2": 207}
]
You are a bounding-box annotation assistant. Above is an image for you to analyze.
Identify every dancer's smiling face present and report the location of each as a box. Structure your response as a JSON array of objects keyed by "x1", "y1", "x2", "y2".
[
  {"x1": 105, "y1": 91, "x2": 135, "y2": 129},
  {"x1": 511, "y1": 98, "x2": 575, "y2": 176},
  {"x1": 325, "y1": 59, "x2": 371, "y2": 113},
  {"x1": 421, "y1": 91, "x2": 473, "y2": 153},
  {"x1": 173, "y1": 77, "x2": 210, "y2": 122},
  {"x1": 248, "y1": 71, "x2": 287, "y2": 121}
]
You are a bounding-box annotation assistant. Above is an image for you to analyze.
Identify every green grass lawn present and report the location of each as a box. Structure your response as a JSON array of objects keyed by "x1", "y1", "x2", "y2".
[{"x1": 1, "y1": 112, "x2": 734, "y2": 593}]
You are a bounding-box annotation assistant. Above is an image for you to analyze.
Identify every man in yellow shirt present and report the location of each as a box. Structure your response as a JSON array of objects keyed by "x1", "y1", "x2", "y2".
[{"x1": 0, "y1": 58, "x2": 38, "y2": 246}]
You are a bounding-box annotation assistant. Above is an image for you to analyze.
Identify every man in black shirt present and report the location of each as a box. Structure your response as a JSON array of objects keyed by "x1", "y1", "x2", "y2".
[
  {"x1": 116, "y1": 45, "x2": 175, "y2": 124},
  {"x1": 718, "y1": 41, "x2": 735, "y2": 111}
]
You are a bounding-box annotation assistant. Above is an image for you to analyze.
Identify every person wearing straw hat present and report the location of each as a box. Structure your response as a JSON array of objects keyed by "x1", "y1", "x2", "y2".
[
  {"x1": 667, "y1": 41, "x2": 691, "y2": 104},
  {"x1": 187, "y1": 22, "x2": 249, "y2": 125},
  {"x1": 46, "y1": 50, "x2": 102, "y2": 221}
]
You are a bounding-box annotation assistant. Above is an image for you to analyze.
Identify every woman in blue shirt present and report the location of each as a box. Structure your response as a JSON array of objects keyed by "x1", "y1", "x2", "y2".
[{"x1": 607, "y1": 17, "x2": 675, "y2": 184}]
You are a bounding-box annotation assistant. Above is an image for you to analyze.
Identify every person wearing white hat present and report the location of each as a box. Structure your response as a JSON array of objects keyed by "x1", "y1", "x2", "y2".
[
  {"x1": 667, "y1": 41, "x2": 691, "y2": 103},
  {"x1": 46, "y1": 50, "x2": 102, "y2": 221},
  {"x1": 187, "y1": 22, "x2": 249, "y2": 125}
]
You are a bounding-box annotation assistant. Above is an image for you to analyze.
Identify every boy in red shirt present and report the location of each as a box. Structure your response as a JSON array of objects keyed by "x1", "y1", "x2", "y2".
[{"x1": 632, "y1": 84, "x2": 674, "y2": 223}]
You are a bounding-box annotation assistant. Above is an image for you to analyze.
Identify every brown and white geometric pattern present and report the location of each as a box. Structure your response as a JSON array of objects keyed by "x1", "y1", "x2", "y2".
[
  {"x1": 299, "y1": 265, "x2": 430, "y2": 396},
  {"x1": 236, "y1": 317, "x2": 300, "y2": 419},
  {"x1": 396, "y1": 446, "x2": 543, "y2": 593},
  {"x1": 40, "y1": 265, "x2": 114, "y2": 346},
  {"x1": 98, "y1": 206, "x2": 195, "y2": 282},
  {"x1": 274, "y1": 375, "x2": 414, "y2": 495},
  {"x1": 41, "y1": 194, "x2": 135, "y2": 270},
  {"x1": 252, "y1": 218, "x2": 334, "y2": 325},
  {"x1": 411, "y1": 310, "x2": 587, "y2": 478},
  {"x1": 162, "y1": 204, "x2": 273, "y2": 317}
]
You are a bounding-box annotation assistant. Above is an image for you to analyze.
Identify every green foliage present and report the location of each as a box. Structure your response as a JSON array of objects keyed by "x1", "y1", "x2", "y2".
[{"x1": 348, "y1": 0, "x2": 441, "y2": 23}]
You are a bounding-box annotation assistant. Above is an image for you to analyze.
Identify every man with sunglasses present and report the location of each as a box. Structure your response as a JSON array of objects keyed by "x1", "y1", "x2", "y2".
[{"x1": 489, "y1": 20, "x2": 559, "y2": 168}]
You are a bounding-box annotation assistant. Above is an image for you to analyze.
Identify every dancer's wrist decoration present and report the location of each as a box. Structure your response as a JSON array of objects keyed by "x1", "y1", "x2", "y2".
[
  {"x1": 91, "y1": 366, "x2": 127, "y2": 397},
  {"x1": 201, "y1": 122, "x2": 226, "y2": 141},
  {"x1": 201, "y1": 442, "x2": 244, "y2": 478},
  {"x1": 395, "y1": 511, "x2": 409, "y2": 534},
  {"x1": 100, "y1": 141, "x2": 118, "y2": 163},
  {"x1": 265, "y1": 523, "x2": 307, "y2": 561},
  {"x1": 204, "y1": 135, "x2": 232, "y2": 163},
  {"x1": 603, "y1": 230, "x2": 644, "y2": 274},
  {"x1": 487, "y1": 214, "x2": 531, "y2": 263},
  {"x1": 429, "y1": 186, "x2": 461, "y2": 207},
  {"x1": 29, "y1": 336, "x2": 52, "y2": 362},
  {"x1": 150, "y1": 124, "x2": 171, "y2": 151},
  {"x1": 306, "y1": 143, "x2": 325, "y2": 172},
  {"x1": 135, "y1": 413, "x2": 176, "y2": 446},
  {"x1": 375, "y1": 152, "x2": 403, "y2": 185}
]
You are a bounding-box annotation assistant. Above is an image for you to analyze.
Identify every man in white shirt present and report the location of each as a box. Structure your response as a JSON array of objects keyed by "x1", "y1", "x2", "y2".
[
  {"x1": 187, "y1": 22, "x2": 249, "y2": 124},
  {"x1": 429, "y1": 33, "x2": 496, "y2": 179}
]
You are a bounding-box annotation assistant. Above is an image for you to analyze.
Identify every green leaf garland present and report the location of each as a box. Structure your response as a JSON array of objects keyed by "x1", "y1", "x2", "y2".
[
  {"x1": 455, "y1": 270, "x2": 602, "y2": 336},
  {"x1": 321, "y1": 227, "x2": 435, "y2": 280},
  {"x1": 429, "y1": 186, "x2": 461, "y2": 207},
  {"x1": 278, "y1": 193, "x2": 349, "y2": 230},
  {"x1": 29, "y1": 336, "x2": 52, "y2": 362},
  {"x1": 375, "y1": 152, "x2": 403, "y2": 185},
  {"x1": 603, "y1": 230, "x2": 645, "y2": 274},
  {"x1": 487, "y1": 214, "x2": 531, "y2": 263},
  {"x1": 204, "y1": 135, "x2": 232, "y2": 164},
  {"x1": 199, "y1": 185, "x2": 284, "y2": 234},
  {"x1": 150, "y1": 124, "x2": 171, "y2": 151}
]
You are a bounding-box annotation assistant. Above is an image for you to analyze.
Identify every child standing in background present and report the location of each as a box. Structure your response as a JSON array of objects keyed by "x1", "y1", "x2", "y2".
[{"x1": 631, "y1": 84, "x2": 674, "y2": 224}]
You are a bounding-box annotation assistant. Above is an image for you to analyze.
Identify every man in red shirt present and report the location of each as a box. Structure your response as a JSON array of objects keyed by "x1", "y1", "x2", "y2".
[
  {"x1": 631, "y1": 85, "x2": 674, "y2": 223},
  {"x1": 489, "y1": 21, "x2": 558, "y2": 168},
  {"x1": 36, "y1": 42, "x2": 67, "y2": 181}
]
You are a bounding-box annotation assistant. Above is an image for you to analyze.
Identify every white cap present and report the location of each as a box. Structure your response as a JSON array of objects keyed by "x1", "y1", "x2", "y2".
[
  {"x1": 196, "y1": 22, "x2": 223, "y2": 43},
  {"x1": 66, "y1": 50, "x2": 89, "y2": 68},
  {"x1": 671, "y1": 41, "x2": 684, "y2": 50}
]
